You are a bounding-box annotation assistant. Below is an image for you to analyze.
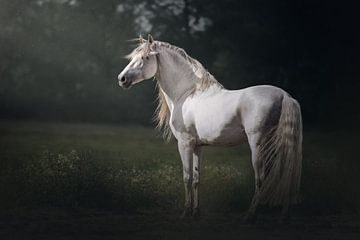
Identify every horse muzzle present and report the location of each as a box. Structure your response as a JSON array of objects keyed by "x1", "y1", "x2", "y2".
[{"x1": 118, "y1": 73, "x2": 132, "y2": 89}]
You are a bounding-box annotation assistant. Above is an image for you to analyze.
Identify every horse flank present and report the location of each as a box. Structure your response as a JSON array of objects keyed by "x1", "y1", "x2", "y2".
[{"x1": 127, "y1": 40, "x2": 223, "y2": 139}]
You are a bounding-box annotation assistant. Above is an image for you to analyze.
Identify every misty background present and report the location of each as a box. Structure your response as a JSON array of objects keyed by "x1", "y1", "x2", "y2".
[{"x1": 1, "y1": 0, "x2": 359, "y2": 126}]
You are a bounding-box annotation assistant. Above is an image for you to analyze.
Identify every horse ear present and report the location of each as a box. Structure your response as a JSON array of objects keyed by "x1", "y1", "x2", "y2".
[
  {"x1": 148, "y1": 34, "x2": 154, "y2": 43},
  {"x1": 139, "y1": 34, "x2": 146, "y2": 44}
]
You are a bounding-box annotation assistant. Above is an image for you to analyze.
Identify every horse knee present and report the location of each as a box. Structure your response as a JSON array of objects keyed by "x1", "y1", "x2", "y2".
[
  {"x1": 192, "y1": 177, "x2": 199, "y2": 189},
  {"x1": 192, "y1": 171, "x2": 200, "y2": 186},
  {"x1": 183, "y1": 174, "x2": 191, "y2": 187}
]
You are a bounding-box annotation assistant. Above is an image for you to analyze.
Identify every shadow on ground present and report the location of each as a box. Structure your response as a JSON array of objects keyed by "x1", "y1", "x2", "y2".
[{"x1": 1, "y1": 209, "x2": 359, "y2": 240}]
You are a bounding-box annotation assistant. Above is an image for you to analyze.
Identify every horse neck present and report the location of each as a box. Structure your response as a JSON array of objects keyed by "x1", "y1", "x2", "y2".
[{"x1": 155, "y1": 50, "x2": 197, "y2": 103}]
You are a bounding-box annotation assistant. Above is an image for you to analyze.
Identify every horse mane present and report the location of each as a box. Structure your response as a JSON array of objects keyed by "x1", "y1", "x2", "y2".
[
  {"x1": 154, "y1": 41, "x2": 223, "y2": 91},
  {"x1": 127, "y1": 40, "x2": 223, "y2": 140}
]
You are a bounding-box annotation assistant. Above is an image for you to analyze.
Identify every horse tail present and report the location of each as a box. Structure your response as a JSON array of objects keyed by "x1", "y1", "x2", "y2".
[{"x1": 258, "y1": 93, "x2": 303, "y2": 207}]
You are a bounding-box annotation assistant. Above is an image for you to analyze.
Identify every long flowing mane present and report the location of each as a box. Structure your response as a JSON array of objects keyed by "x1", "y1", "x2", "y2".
[{"x1": 127, "y1": 40, "x2": 223, "y2": 139}]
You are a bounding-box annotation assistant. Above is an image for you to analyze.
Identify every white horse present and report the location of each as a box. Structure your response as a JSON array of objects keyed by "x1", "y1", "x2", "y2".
[{"x1": 118, "y1": 35, "x2": 302, "y2": 222}]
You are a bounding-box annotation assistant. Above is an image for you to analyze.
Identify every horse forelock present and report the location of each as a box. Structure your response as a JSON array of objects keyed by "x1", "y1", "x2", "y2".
[{"x1": 125, "y1": 41, "x2": 153, "y2": 60}]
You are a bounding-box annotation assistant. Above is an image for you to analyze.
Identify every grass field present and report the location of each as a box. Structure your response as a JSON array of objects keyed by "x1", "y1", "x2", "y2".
[{"x1": 0, "y1": 120, "x2": 359, "y2": 239}]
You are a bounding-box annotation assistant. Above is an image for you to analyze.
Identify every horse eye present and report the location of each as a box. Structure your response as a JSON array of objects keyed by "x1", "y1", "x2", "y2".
[
  {"x1": 141, "y1": 56, "x2": 144, "y2": 60},
  {"x1": 146, "y1": 56, "x2": 149, "y2": 60}
]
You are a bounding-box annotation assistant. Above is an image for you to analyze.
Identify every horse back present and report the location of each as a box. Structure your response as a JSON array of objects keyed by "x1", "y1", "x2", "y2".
[{"x1": 181, "y1": 85, "x2": 286, "y2": 145}]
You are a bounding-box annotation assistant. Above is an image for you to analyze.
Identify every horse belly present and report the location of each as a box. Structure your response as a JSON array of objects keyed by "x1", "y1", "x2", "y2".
[
  {"x1": 194, "y1": 106, "x2": 247, "y2": 146},
  {"x1": 198, "y1": 125, "x2": 246, "y2": 146}
]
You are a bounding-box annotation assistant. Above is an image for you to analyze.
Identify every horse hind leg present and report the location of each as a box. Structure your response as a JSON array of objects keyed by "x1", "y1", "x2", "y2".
[
  {"x1": 246, "y1": 131, "x2": 291, "y2": 224},
  {"x1": 280, "y1": 198, "x2": 291, "y2": 224},
  {"x1": 244, "y1": 132, "x2": 264, "y2": 223}
]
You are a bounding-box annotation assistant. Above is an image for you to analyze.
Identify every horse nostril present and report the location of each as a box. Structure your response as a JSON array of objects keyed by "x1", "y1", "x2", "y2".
[{"x1": 120, "y1": 76, "x2": 126, "y2": 83}]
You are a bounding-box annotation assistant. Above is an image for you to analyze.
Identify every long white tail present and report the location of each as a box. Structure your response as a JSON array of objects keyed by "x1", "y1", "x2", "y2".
[{"x1": 258, "y1": 94, "x2": 303, "y2": 207}]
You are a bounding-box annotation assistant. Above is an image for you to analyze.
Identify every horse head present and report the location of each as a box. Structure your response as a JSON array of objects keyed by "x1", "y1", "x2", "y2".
[{"x1": 118, "y1": 34, "x2": 158, "y2": 89}]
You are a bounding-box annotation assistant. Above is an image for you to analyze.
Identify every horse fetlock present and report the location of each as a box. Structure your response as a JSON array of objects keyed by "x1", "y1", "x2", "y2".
[
  {"x1": 181, "y1": 206, "x2": 192, "y2": 218},
  {"x1": 192, "y1": 207, "x2": 200, "y2": 218},
  {"x1": 279, "y1": 214, "x2": 291, "y2": 225},
  {"x1": 243, "y1": 211, "x2": 257, "y2": 224}
]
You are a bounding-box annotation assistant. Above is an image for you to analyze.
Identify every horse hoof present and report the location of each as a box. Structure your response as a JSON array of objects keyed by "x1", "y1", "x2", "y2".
[
  {"x1": 180, "y1": 209, "x2": 192, "y2": 219},
  {"x1": 279, "y1": 215, "x2": 291, "y2": 225},
  {"x1": 192, "y1": 208, "x2": 200, "y2": 219},
  {"x1": 243, "y1": 213, "x2": 257, "y2": 224}
]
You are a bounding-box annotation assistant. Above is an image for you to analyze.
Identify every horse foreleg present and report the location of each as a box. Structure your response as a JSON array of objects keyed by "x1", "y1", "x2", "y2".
[
  {"x1": 178, "y1": 141, "x2": 194, "y2": 218},
  {"x1": 192, "y1": 147, "x2": 202, "y2": 217}
]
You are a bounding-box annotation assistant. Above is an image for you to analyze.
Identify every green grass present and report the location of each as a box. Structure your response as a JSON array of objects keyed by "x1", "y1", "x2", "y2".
[{"x1": 0, "y1": 120, "x2": 359, "y2": 216}]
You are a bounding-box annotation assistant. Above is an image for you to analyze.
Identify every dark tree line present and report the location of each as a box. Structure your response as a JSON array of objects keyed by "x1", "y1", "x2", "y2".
[{"x1": 0, "y1": 0, "x2": 359, "y2": 126}]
